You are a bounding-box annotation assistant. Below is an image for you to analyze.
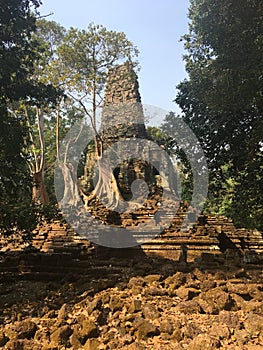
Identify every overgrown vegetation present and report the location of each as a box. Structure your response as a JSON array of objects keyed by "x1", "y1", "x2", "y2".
[
  {"x1": 0, "y1": 0, "x2": 262, "y2": 236},
  {"x1": 175, "y1": 0, "x2": 263, "y2": 230}
]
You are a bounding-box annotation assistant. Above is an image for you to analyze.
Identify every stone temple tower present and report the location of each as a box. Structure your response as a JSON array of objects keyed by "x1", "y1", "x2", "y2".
[
  {"x1": 100, "y1": 62, "x2": 148, "y2": 145},
  {"x1": 82, "y1": 61, "x2": 158, "y2": 199}
]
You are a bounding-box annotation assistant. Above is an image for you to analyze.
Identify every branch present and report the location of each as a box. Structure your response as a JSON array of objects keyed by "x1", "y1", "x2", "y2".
[
  {"x1": 20, "y1": 152, "x2": 34, "y2": 174},
  {"x1": 67, "y1": 92, "x2": 95, "y2": 129},
  {"x1": 64, "y1": 138, "x2": 70, "y2": 164},
  {"x1": 56, "y1": 108, "x2": 60, "y2": 163},
  {"x1": 67, "y1": 91, "x2": 104, "y2": 159},
  {"x1": 63, "y1": 123, "x2": 84, "y2": 164},
  {"x1": 80, "y1": 99, "x2": 102, "y2": 157},
  {"x1": 24, "y1": 107, "x2": 38, "y2": 173},
  {"x1": 37, "y1": 107, "x2": 45, "y2": 172},
  {"x1": 79, "y1": 92, "x2": 89, "y2": 102},
  {"x1": 36, "y1": 12, "x2": 54, "y2": 19}
]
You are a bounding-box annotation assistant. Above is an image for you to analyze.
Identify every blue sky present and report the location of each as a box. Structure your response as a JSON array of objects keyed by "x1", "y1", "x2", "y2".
[{"x1": 39, "y1": 0, "x2": 190, "y2": 115}]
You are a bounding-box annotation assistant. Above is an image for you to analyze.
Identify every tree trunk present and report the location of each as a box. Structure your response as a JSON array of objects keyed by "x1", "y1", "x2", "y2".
[
  {"x1": 88, "y1": 157, "x2": 123, "y2": 210},
  {"x1": 93, "y1": 157, "x2": 122, "y2": 209},
  {"x1": 60, "y1": 163, "x2": 81, "y2": 207},
  {"x1": 32, "y1": 170, "x2": 49, "y2": 204}
]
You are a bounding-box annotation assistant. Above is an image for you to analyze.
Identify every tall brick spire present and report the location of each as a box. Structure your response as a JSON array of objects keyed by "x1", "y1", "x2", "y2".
[{"x1": 100, "y1": 62, "x2": 147, "y2": 144}]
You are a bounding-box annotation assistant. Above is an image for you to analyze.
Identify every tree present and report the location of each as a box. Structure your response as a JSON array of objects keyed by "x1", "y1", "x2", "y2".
[
  {"x1": 5, "y1": 18, "x2": 65, "y2": 206},
  {"x1": 23, "y1": 19, "x2": 66, "y2": 204},
  {"x1": 54, "y1": 24, "x2": 139, "y2": 209},
  {"x1": 176, "y1": 0, "x2": 263, "y2": 229},
  {"x1": 159, "y1": 113, "x2": 195, "y2": 204},
  {"x1": 0, "y1": 0, "x2": 42, "y2": 234},
  {"x1": 0, "y1": 1, "x2": 61, "y2": 235},
  {"x1": 147, "y1": 125, "x2": 175, "y2": 156}
]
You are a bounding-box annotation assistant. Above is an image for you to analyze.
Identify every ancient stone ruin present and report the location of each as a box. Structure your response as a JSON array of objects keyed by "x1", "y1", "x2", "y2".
[
  {"x1": 1, "y1": 62, "x2": 263, "y2": 263},
  {"x1": 81, "y1": 62, "x2": 159, "y2": 200},
  {"x1": 0, "y1": 66, "x2": 263, "y2": 350}
]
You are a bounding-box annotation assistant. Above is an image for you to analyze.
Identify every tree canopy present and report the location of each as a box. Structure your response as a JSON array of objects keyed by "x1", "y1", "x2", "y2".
[
  {"x1": 1, "y1": 0, "x2": 262, "y2": 235},
  {"x1": 0, "y1": 1, "x2": 61, "y2": 235},
  {"x1": 176, "y1": 0, "x2": 263, "y2": 229}
]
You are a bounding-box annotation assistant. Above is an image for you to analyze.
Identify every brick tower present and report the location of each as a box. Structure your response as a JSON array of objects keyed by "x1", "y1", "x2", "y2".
[{"x1": 82, "y1": 62, "x2": 158, "y2": 199}]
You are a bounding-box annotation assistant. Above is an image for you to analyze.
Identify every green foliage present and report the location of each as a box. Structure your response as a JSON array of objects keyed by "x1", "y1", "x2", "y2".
[
  {"x1": 0, "y1": 0, "x2": 41, "y2": 234},
  {"x1": 147, "y1": 125, "x2": 175, "y2": 156},
  {"x1": 29, "y1": 20, "x2": 139, "y2": 202},
  {"x1": 147, "y1": 115, "x2": 194, "y2": 203},
  {"x1": 56, "y1": 23, "x2": 139, "y2": 102},
  {"x1": 160, "y1": 113, "x2": 195, "y2": 203},
  {"x1": 33, "y1": 19, "x2": 67, "y2": 88},
  {"x1": 0, "y1": 0, "x2": 41, "y2": 101},
  {"x1": 0, "y1": 1, "x2": 63, "y2": 235},
  {"x1": 0, "y1": 3, "x2": 140, "y2": 235},
  {"x1": 176, "y1": 0, "x2": 263, "y2": 229}
]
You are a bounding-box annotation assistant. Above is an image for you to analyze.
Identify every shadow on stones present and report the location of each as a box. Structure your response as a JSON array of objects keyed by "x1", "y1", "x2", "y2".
[{"x1": 218, "y1": 232, "x2": 239, "y2": 252}]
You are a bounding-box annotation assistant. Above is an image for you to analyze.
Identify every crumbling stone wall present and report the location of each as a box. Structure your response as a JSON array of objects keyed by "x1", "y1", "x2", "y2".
[{"x1": 103, "y1": 62, "x2": 141, "y2": 106}]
